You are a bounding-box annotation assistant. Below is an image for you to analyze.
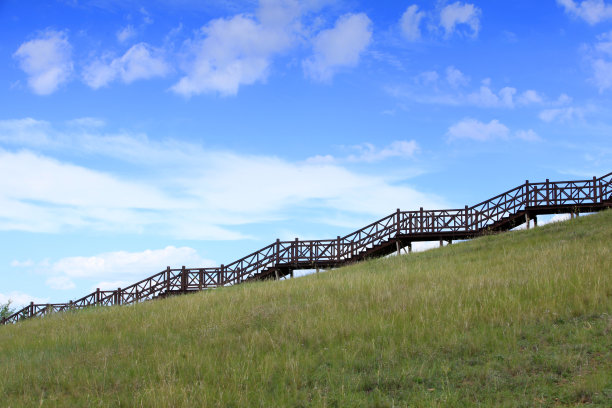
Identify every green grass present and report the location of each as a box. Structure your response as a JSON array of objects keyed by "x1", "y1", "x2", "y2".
[{"x1": 1, "y1": 211, "x2": 611, "y2": 407}]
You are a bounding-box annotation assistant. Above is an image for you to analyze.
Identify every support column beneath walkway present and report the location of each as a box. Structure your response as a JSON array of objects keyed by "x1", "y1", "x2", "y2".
[
  {"x1": 533, "y1": 215, "x2": 538, "y2": 227},
  {"x1": 274, "y1": 269, "x2": 279, "y2": 280},
  {"x1": 525, "y1": 213, "x2": 530, "y2": 229},
  {"x1": 396, "y1": 240, "x2": 401, "y2": 256},
  {"x1": 439, "y1": 239, "x2": 444, "y2": 247}
]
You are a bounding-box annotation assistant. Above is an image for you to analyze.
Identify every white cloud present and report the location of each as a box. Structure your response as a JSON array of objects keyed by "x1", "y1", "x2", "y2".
[
  {"x1": 391, "y1": 68, "x2": 556, "y2": 109},
  {"x1": 447, "y1": 118, "x2": 540, "y2": 143},
  {"x1": 514, "y1": 129, "x2": 541, "y2": 142},
  {"x1": 51, "y1": 246, "x2": 214, "y2": 280},
  {"x1": 83, "y1": 43, "x2": 170, "y2": 89},
  {"x1": 400, "y1": 5, "x2": 425, "y2": 41},
  {"x1": 447, "y1": 118, "x2": 509, "y2": 141},
  {"x1": 13, "y1": 30, "x2": 73, "y2": 95},
  {"x1": 517, "y1": 90, "x2": 544, "y2": 105},
  {"x1": 439, "y1": 2, "x2": 481, "y2": 38},
  {"x1": 303, "y1": 13, "x2": 372, "y2": 82},
  {"x1": 557, "y1": 0, "x2": 612, "y2": 24},
  {"x1": 445, "y1": 66, "x2": 469, "y2": 88},
  {"x1": 46, "y1": 276, "x2": 76, "y2": 290},
  {"x1": 0, "y1": 118, "x2": 443, "y2": 237},
  {"x1": 539, "y1": 106, "x2": 586, "y2": 122},
  {"x1": 10, "y1": 259, "x2": 35, "y2": 267},
  {"x1": 117, "y1": 25, "x2": 137, "y2": 43},
  {"x1": 172, "y1": 10, "x2": 294, "y2": 96},
  {"x1": 306, "y1": 140, "x2": 419, "y2": 164},
  {"x1": 591, "y1": 58, "x2": 612, "y2": 92},
  {"x1": 0, "y1": 292, "x2": 49, "y2": 309}
]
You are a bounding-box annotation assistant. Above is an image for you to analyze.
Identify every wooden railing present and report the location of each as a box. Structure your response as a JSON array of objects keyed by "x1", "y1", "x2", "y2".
[{"x1": 3, "y1": 172, "x2": 611, "y2": 325}]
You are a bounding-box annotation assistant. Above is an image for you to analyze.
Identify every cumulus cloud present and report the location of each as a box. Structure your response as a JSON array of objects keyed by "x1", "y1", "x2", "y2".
[
  {"x1": 13, "y1": 30, "x2": 73, "y2": 95},
  {"x1": 439, "y1": 2, "x2": 481, "y2": 38},
  {"x1": 557, "y1": 0, "x2": 612, "y2": 24},
  {"x1": 400, "y1": 5, "x2": 425, "y2": 41},
  {"x1": 83, "y1": 43, "x2": 170, "y2": 89},
  {"x1": 172, "y1": 9, "x2": 295, "y2": 96},
  {"x1": 303, "y1": 13, "x2": 372, "y2": 82}
]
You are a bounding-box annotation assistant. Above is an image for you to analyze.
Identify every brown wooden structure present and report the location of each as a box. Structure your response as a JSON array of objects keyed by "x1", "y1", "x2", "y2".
[{"x1": 2, "y1": 172, "x2": 611, "y2": 325}]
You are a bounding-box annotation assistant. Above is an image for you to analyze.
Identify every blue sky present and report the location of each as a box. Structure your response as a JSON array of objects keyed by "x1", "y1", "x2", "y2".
[{"x1": 1, "y1": 0, "x2": 611, "y2": 306}]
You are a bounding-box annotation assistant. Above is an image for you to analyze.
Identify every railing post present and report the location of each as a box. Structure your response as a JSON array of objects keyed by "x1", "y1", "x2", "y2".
[
  {"x1": 546, "y1": 179, "x2": 550, "y2": 205},
  {"x1": 396, "y1": 208, "x2": 401, "y2": 236},
  {"x1": 96, "y1": 287, "x2": 100, "y2": 305},
  {"x1": 220, "y1": 264, "x2": 225, "y2": 285},
  {"x1": 337, "y1": 236, "x2": 341, "y2": 261},
  {"x1": 420, "y1": 207, "x2": 424, "y2": 233},
  {"x1": 593, "y1": 176, "x2": 598, "y2": 202},
  {"x1": 525, "y1": 180, "x2": 529, "y2": 207},
  {"x1": 29, "y1": 301, "x2": 34, "y2": 317},
  {"x1": 294, "y1": 238, "x2": 299, "y2": 265},
  {"x1": 276, "y1": 239, "x2": 280, "y2": 265},
  {"x1": 166, "y1": 266, "x2": 171, "y2": 293},
  {"x1": 181, "y1": 265, "x2": 186, "y2": 292},
  {"x1": 199, "y1": 269, "x2": 203, "y2": 290},
  {"x1": 116, "y1": 288, "x2": 122, "y2": 305},
  {"x1": 465, "y1": 205, "x2": 469, "y2": 231}
]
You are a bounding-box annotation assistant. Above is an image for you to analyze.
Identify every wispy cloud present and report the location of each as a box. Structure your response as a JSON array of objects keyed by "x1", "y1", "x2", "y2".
[
  {"x1": 439, "y1": 2, "x2": 481, "y2": 38},
  {"x1": 447, "y1": 118, "x2": 540, "y2": 142},
  {"x1": 0, "y1": 118, "x2": 442, "y2": 238}
]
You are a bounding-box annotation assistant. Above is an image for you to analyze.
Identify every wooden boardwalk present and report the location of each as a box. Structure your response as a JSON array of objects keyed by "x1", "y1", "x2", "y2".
[{"x1": 2, "y1": 172, "x2": 611, "y2": 325}]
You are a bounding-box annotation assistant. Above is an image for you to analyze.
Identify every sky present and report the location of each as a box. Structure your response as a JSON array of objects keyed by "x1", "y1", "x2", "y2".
[{"x1": 1, "y1": 0, "x2": 611, "y2": 307}]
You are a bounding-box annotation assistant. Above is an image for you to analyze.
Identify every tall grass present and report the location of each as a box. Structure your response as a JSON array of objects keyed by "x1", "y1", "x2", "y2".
[{"x1": 1, "y1": 210, "x2": 611, "y2": 407}]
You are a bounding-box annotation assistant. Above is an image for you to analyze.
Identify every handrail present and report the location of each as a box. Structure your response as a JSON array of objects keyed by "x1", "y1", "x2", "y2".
[{"x1": 2, "y1": 172, "x2": 610, "y2": 326}]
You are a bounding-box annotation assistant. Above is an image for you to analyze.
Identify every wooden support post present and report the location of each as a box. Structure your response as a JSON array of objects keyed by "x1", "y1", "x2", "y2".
[
  {"x1": 465, "y1": 205, "x2": 470, "y2": 231},
  {"x1": 290, "y1": 270, "x2": 294, "y2": 279},
  {"x1": 447, "y1": 240, "x2": 452, "y2": 245},
  {"x1": 274, "y1": 269, "x2": 279, "y2": 280},
  {"x1": 199, "y1": 270, "x2": 203, "y2": 290},
  {"x1": 294, "y1": 238, "x2": 299, "y2": 265},
  {"x1": 220, "y1": 264, "x2": 225, "y2": 286},
  {"x1": 316, "y1": 267, "x2": 319, "y2": 274},
  {"x1": 546, "y1": 179, "x2": 550, "y2": 205},
  {"x1": 408, "y1": 242, "x2": 412, "y2": 253},
  {"x1": 96, "y1": 288, "x2": 100, "y2": 305},
  {"x1": 593, "y1": 176, "x2": 598, "y2": 202},
  {"x1": 525, "y1": 213, "x2": 530, "y2": 229},
  {"x1": 533, "y1": 215, "x2": 538, "y2": 227},
  {"x1": 30, "y1": 301, "x2": 34, "y2": 317},
  {"x1": 396, "y1": 240, "x2": 401, "y2": 256},
  {"x1": 116, "y1": 288, "x2": 121, "y2": 305},
  {"x1": 439, "y1": 239, "x2": 443, "y2": 247},
  {"x1": 337, "y1": 236, "x2": 341, "y2": 262}
]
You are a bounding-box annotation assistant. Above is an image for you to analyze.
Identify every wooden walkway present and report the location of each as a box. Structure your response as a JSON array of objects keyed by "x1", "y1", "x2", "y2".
[{"x1": 2, "y1": 172, "x2": 611, "y2": 325}]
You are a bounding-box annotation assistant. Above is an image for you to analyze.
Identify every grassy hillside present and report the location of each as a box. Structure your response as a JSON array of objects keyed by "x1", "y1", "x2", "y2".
[{"x1": 1, "y1": 211, "x2": 611, "y2": 407}]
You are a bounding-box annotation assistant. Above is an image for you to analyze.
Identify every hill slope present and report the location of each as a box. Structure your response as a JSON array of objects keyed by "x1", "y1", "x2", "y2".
[{"x1": 1, "y1": 211, "x2": 611, "y2": 407}]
